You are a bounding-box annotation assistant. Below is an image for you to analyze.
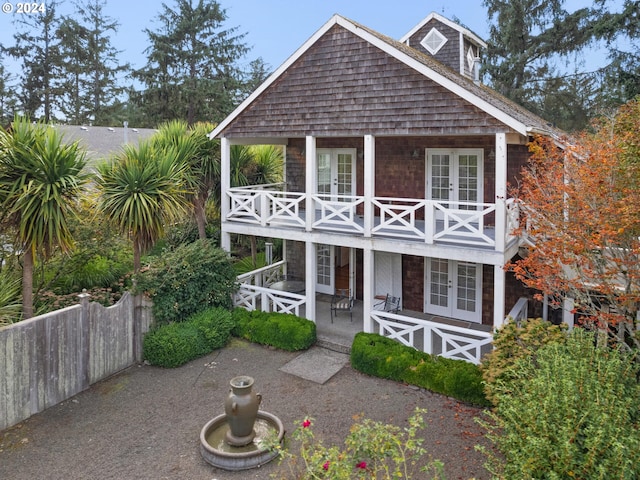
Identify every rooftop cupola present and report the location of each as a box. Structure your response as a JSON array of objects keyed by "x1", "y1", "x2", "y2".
[{"x1": 400, "y1": 12, "x2": 487, "y2": 82}]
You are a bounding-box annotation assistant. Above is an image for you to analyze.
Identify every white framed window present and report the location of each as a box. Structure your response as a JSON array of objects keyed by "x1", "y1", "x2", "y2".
[{"x1": 421, "y1": 28, "x2": 448, "y2": 55}]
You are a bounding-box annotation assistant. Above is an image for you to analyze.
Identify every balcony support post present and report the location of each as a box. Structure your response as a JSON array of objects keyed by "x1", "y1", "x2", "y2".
[
  {"x1": 363, "y1": 247, "x2": 374, "y2": 333},
  {"x1": 495, "y1": 133, "x2": 507, "y2": 252},
  {"x1": 364, "y1": 135, "x2": 375, "y2": 237},
  {"x1": 305, "y1": 136, "x2": 316, "y2": 232},
  {"x1": 305, "y1": 242, "x2": 316, "y2": 322},
  {"x1": 221, "y1": 137, "x2": 231, "y2": 252},
  {"x1": 494, "y1": 263, "x2": 506, "y2": 328}
]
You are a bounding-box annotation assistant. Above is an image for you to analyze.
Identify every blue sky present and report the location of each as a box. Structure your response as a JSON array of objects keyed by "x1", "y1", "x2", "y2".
[{"x1": 0, "y1": 0, "x2": 613, "y2": 80}]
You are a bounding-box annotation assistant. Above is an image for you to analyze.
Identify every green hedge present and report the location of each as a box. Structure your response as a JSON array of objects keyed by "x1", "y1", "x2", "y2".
[
  {"x1": 143, "y1": 307, "x2": 235, "y2": 368},
  {"x1": 231, "y1": 308, "x2": 316, "y2": 351},
  {"x1": 350, "y1": 332, "x2": 489, "y2": 406}
]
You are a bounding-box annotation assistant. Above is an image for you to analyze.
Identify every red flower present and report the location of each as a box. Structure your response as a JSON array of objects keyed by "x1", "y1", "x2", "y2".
[
  {"x1": 323, "y1": 461, "x2": 330, "y2": 471},
  {"x1": 356, "y1": 461, "x2": 367, "y2": 469},
  {"x1": 302, "y1": 419, "x2": 311, "y2": 428}
]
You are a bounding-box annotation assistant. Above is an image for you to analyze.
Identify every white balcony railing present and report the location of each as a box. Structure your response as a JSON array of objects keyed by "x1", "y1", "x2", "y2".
[
  {"x1": 370, "y1": 310, "x2": 493, "y2": 365},
  {"x1": 227, "y1": 186, "x2": 520, "y2": 250}
]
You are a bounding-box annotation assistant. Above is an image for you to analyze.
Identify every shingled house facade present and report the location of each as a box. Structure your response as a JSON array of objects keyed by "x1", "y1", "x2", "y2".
[{"x1": 210, "y1": 13, "x2": 558, "y2": 363}]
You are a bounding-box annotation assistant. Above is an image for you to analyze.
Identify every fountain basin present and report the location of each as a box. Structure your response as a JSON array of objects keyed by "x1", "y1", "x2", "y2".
[{"x1": 200, "y1": 410, "x2": 285, "y2": 471}]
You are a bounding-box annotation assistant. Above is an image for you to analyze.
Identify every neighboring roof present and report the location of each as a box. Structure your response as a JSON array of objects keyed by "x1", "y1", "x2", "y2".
[
  {"x1": 211, "y1": 14, "x2": 562, "y2": 140},
  {"x1": 53, "y1": 125, "x2": 158, "y2": 162},
  {"x1": 399, "y1": 11, "x2": 487, "y2": 48}
]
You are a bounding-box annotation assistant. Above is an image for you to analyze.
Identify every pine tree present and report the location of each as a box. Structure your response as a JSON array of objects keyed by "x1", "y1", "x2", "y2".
[
  {"x1": 58, "y1": 0, "x2": 129, "y2": 125},
  {"x1": 134, "y1": 0, "x2": 250, "y2": 125},
  {"x1": 4, "y1": 0, "x2": 64, "y2": 121}
]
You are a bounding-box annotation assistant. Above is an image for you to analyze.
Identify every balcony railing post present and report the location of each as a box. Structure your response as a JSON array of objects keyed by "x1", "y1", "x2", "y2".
[{"x1": 425, "y1": 201, "x2": 435, "y2": 244}]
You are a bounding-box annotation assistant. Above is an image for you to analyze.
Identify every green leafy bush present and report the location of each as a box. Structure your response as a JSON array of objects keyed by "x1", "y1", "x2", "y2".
[
  {"x1": 136, "y1": 239, "x2": 237, "y2": 325},
  {"x1": 231, "y1": 308, "x2": 316, "y2": 351},
  {"x1": 480, "y1": 318, "x2": 567, "y2": 405},
  {"x1": 269, "y1": 408, "x2": 445, "y2": 479},
  {"x1": 143, "y1": 307, "x2": 235, "y2": 367},
  {"x1": 478, "y1": 328, "x2": 640, "y2": 479},
  {"x1": 351, "y1": 332, "x2": 489, "y2": 406},
  {"x1": 189, "y1": 308, "x2": 235, "y2": 350}
]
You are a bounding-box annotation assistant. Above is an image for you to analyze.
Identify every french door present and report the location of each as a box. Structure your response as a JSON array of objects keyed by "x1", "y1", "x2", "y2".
[
  {"x1": 317, "y1": 149, "x2": 355, "y2": 200},
  {"x1": 316, "y1": 244, "x2": 334, "y2": 294},
  {"x1": 426, "y1": 149, "x2": 483, "y2": 213},
  {"x1": 425, "y1": 258, "x2": 482, "y2": 323},
  {"x1": 316, "y1": 149, "x2": 356, "y2": 295}
]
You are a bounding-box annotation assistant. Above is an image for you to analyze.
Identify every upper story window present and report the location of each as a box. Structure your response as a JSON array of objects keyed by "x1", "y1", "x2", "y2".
[{"x1": 421, "y1": 27, "x2": 448, "y2": 55}]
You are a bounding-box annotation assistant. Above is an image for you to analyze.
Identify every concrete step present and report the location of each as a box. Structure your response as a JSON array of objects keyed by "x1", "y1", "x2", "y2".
[{"x1": 316, "y1": 334, "x2": 352, "y2": 355}]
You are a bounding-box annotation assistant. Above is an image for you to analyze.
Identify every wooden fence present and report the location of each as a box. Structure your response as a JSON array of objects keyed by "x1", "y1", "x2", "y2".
[{"x1": 0, "y1": 292, "x2": 153, "y2": 431}]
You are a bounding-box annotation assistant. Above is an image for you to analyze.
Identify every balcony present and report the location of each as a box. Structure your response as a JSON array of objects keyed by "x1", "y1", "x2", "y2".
[{"x1": 226, "y1": 184, "x2": 520, "y2": 250}]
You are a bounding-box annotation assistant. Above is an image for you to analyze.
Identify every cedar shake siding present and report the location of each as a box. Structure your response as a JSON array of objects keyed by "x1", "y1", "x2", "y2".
[
  {"x1": 405, "y1": 19, "x2": 463, "y2": 73},
  {"x1": 221, "y1": 25, "x2": 509, "y2": 138}
]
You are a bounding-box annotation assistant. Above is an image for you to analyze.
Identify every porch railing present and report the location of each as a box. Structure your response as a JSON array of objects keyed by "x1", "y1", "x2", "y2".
[
  {"x1": 235, "y1": 261, "x2": 306, "y2": 316},
  {"x1": 505, "y1": 297, "x2": 529, "y2": 325},
  {"x1": 234, "y1": 283, "x2": 305, "y2": 316},
  {"x1": 226, "y1": 186, "x2": 518, "y2": 249},
  {"x1": 370, "y1": 311, "x2": 493, "y2": 365}
]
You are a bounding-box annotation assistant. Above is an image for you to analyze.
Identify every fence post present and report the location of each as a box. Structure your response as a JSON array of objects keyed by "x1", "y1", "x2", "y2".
[
  {"x1": 78, "y1": 289, "x2": 91, "y2": 389},
  {"x1": 133, "y1": 294, "x2": 143, "y2": 362}
]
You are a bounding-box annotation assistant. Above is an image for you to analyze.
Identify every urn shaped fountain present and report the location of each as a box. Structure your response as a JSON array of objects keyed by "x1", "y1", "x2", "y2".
[
  {"x1": 224, "y1": 375, "x2": 261, "y2": 446},
  {"x1": 200, "y1": 375, "x2": 284, "y2": 471}
]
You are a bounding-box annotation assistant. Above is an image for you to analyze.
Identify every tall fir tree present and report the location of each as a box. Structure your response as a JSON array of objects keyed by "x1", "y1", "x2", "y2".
[
  {"x1": 58, "y1": 0, "x2": 129, "y2": 125},
  {"x1": 4, "y1": 0, "x2": 64, "y2": 121},
  {"x1": 482, "y1": 0, "x2": 640, "y2": 131},
  {"x1": 133, "y1": 0, "x2": 250, "y2": 125}
]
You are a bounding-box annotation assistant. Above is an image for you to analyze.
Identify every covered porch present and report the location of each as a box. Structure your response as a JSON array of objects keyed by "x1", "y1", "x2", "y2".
[{"x1": 235, "y1": 262, "x2": 501, "y2": 364}]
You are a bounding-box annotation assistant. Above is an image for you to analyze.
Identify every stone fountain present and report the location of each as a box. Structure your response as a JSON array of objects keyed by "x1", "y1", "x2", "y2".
[{"x1": 199, "y1": 375, "x2": 285, "y2": 471}]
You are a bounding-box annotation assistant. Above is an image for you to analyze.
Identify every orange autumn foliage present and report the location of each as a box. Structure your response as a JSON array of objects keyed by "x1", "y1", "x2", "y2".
[{"x1": 509, "y1": 98, "x2": 640, "y2": 327}]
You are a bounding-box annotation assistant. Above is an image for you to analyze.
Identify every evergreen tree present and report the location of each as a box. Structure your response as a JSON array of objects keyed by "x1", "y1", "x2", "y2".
[
  {"x1": 3, "y1": 0, "x2": 64, "y2": 121},
  {"x1": 58, "y1": 0, "x2": 129, "y2": 125},
  {"x1": 482, "y1": 0, "x2": 640, "y2": 131},
  {"x1": 133, "y1": 0, "x2": 250, "y2": 125},
  {"x1": 0, "y1": 59, "x2": 18, "y2": 125}
]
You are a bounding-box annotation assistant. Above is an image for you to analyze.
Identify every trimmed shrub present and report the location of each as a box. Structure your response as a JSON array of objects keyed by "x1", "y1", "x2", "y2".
[
  {"x1": 479, "y1": 328, "x2": 640, "y2": 479},
  {"x1": 136, "y1": 239, "x2": 237, "y2": 325},
  {"x1": 143, "y1": 307, "x2": 236, "y2": 367},
  {"x1": 232, "y1": 308, "x2": 316, "y2": 351},
  {"x1": 143, "y1": 322, "x2": 209, "y2": 368},
  {"x1": 189, "y1": 308, "x2": 235, "y2": 351},
  {"x1": 351, "y1": 332, "x2": 489, "y2": 406}
]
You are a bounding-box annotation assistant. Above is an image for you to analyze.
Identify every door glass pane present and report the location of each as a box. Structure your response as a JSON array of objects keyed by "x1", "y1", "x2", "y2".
[
  {"x1": 317, "y1": 244, "x2": 331, "y2": 286},
  {"x1": 458, "y1": 154, "x2": 478, "y2": 209},
  {"x1": 430, "y1": 259, "x2": 449, "y2": 307},
  {"x1": 337, "y1": 153, "x2": 353, "y2": 199},
  {"x1": 430, "y1": 154, "x2": 450, "y2": 203},
  {"x1": 456, "y1": 262, "x2": 476, "y2": 312},
  {"x1": 317, "y1": 153, "x2": 331, "y2": 196}
]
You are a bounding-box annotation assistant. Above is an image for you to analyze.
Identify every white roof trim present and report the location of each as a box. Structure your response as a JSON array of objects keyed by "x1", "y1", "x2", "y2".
[
  {"x1": 400, "y1": 11, "x2": 487, "y2": 49},
  {"x1": 211, "y1": 14, "x2": 527, "y2": 139}
]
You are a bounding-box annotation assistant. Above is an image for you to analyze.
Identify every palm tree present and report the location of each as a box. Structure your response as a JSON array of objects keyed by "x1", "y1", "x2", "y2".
[
  {"x1": 95, "y1": 140, "x2": 190, "y2": 275},
  {"x1": 152, "y1": 120, "x2": 219, "y2": 240},
  {"x1": 0, "y1": 116, "x2": 89, "y2": 319}
]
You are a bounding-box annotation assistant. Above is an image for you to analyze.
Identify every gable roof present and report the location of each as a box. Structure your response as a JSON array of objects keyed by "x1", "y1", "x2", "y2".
[
  {"x1": 210, "y1": 14, "x2": 561, "y2": 140},
  {"x1": 399, "y1": 11, "x2": 487, "y2": 48}
]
